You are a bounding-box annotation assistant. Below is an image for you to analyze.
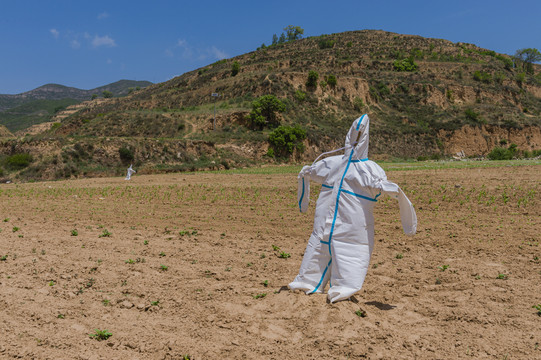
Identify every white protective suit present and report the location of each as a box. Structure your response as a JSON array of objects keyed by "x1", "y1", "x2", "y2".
[
  {"x1": 125, "y1": 164, "x2": 136, "y2": 180},
  {"x1": 289, "y1": 114, "x2": 417, "y2": 303}
]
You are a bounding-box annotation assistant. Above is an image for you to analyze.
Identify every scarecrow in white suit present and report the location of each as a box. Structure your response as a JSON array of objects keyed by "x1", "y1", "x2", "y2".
[
  {"x1": 125, "y1": 164, "x2": 136, "y2": 180},
  {"x1": 289, "y1": 114, "x2": 417, "y2": 303}
]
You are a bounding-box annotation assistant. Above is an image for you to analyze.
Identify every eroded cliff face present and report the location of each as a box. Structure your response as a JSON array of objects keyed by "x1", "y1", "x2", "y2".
[{"x1": 439, "y1": 125, "x2": 541, "y2": 156}]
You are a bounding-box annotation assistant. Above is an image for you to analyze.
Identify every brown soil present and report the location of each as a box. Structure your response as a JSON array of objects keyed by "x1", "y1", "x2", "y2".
[{"x1": 1, "y1": 165, "x2": 540, "y2": 359}]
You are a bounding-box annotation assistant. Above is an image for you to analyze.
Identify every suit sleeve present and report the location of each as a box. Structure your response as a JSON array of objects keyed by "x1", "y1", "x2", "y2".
[
  {"x1": 297, "y1": 158, "x2": 334, "y2": 213},
  {"x1": 367, "y1": 167, "x2": 416, "y2": 235}
]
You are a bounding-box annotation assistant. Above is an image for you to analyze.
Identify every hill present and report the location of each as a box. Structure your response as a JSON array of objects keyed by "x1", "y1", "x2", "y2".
[
  {"x1": 0, "y1": 124, "x2": 13, "y2": 138},
  {"x1": 0, "y1": 98, "x2": 81, "y2": 133},
  {"x1": 0, "y1": 80, "x2": 153, "y2": 133},
  {"x1": 1, "y1": 30, "x2": 540, "y2": 181},
  {"x1": 0, "y1": 80, "x2": 153, "y2": 111}
]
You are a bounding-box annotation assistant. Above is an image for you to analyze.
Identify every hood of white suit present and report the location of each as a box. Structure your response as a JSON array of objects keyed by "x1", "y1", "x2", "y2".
[{"x1": 344, "y1": 114, "x2": 369, "y2": 160}]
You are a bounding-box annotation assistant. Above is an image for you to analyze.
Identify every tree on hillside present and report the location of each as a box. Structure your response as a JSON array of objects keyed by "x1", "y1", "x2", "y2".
[
  {"x1": 278, "y1": 33, "x2": 286, "y2": 44},
  {"x1": 268, "y1": 125, "x2": 306, "y2": 158},
  {"x1": 284, "y1": 25, "x2": 304, "y2": 41},
  {"x1": 102, "y1": 90, "x2": 113, "y2": 98},
  {"x1": 272, "y1": 34, "x2": 278, "y2": 46},
  {"x1": 306, "y1": 70, "x2": 319, "y2": 89},
  {"x1": 231, "y1": 61, "x2": 240, "y2": 76},
  {"x1": 514, "y1": 48, "x2": 541, "y2": 74},
  {"x1": 248, "y1": 95, "x2": 286, "y2": 129}
]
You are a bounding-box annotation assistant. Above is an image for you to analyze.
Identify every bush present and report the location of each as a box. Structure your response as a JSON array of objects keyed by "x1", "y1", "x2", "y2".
[
  {"x1": 393, "y1": 57, "x2": 418, "y2": 72},
  {"x1": 326, "y1": 74, "x2": 337, "y2": 88},
  {"x1": 516, "y1": 72, "x2": 525, "y2": 87},
  {"x1": 494, "y1": 72, "x2": 506, "y2": 85},
  {"x1": 268, "y1": 125, "x2": 307, "y2": 157},
  {"x1": 464, "y1": 108, "x2": 485, "y2": 125},
  {"x1": 4, "y1": 153, "x2": 32, "y2": 170},
  {"x1": 353, "y1": 97, "x2": 365, "y2": 111},
  {"x1": 118, "y1": 146, "x2": 134, "y2": 164},
  {"x1": 294, "y1": 90, "x2": 306, "y2": 102},
  {"x1": 248, "y1": 95, "x2": 286, "y2": 129},
  {"x1": 473, "y1": 71, "x2": 491, "y2": 83},
  {"x1": 487, "y1": 143, "x2": 518, "y2": 160},
  {"x1": 318, "y1": 37, "x2": 335, "y2": 49},
  {"x1": 231, "y1": 61, "x2": 240, "y2": 76},
  {"x1": 306, "y1": 71, "x2": 319, "y2": 88}
]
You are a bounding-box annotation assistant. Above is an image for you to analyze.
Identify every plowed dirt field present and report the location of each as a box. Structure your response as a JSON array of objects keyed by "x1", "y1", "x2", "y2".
[{"x1": 1, "y1": 164, "x2": 540, "y2": 359}]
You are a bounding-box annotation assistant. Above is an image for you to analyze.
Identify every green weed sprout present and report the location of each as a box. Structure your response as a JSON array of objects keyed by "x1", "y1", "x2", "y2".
[
  {"x1": 89, "y1": 329, "x2": 112, "y2": 341},
  {"x1": 438, "y1": 264, "x2": 449, "y2": 271},
  {"x1": 278, "y1": 251, "x2": 291, "y2": 259},
  {"x1": 99, "y1": 229, "x2": 111, "y2": 238},
  {"x1": 355, "y1": 309, "x2": 367, "y2": 317},
  {"x1": 532, "y1": 304, "x2": 541, "y2": 316}
]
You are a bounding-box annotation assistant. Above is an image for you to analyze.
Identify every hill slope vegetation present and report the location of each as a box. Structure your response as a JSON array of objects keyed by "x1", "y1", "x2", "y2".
[{"x1": 1, "y1": 30, "x2": 540, "y2": 181}]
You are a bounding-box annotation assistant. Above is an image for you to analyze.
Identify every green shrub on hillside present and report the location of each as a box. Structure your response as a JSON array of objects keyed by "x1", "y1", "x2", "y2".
[
  {"x1": 248, "y1": 95, "x2": 286, "y2": 129},
  {"x1": 464, "y1": 108, "x2": 486, "y2": 125},
  {"x1": 3, "y1": 153, "x2": 32, "y2": 170},
  {"x1": 118, "y1": 146, "x2": 134, "y2": 164},
  {"x1": 515, "y1": 72, "x2": 525, "y2": 87},
  {"x1": 353, "y1": 97, "x2": 365, "y2": 111},
  {"x1": 231, "y1": 61, "x2": 240, "y2": 76},
  {"x1": 495, "y1": 54, "x2": 513, "y2": 69},
  {"x1": 326, "y1": 74, "x2": 337, "y2": 88},
  {"x1": 268, "y1": 125, "x2": 306, "y2": 157},
  {"x1": 494, "y1": 72, "x2": 506, "y2": 85},
  {"x1": 318, "y1": 37, "x2": 335, "y2": 49},
  {"x1": 473, "y1": 71, "x2": 491, "y2": 83},
  {"x1": 487, "y1": 143, "x2": 518, "y2": 160},
  {"x1": 393, "y1": 57, "x2": 418, "y2": 72},
  {"x1": 306, "y1": 71, "x2": 319, "y2": 88},
  {"x1": 294, "y1": 90, "x2": 306, "y2": 102}
]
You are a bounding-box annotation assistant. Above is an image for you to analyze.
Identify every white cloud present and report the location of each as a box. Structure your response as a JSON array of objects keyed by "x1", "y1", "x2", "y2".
[
  {"x1": 97, "y1": 12, "x2": 110, "y2": 20},
  {"x1": 50, "y1": 28, "x2": 59, "y2": 39},
  {"x1": 92, "y1": 35, "x2": 117, "y2": 48},
  {"x1": 70, "y1": 39, "x2": 81, "y2": 49},
  {"x1": 107, "y1": 58, "x2": 112, "y2": 64},
  {"x1": 166, "y1": 39, "x2": 227, "y2": 61},
  {"x1": 209, "y1": 46, "x2": 227, "y2": 60}
]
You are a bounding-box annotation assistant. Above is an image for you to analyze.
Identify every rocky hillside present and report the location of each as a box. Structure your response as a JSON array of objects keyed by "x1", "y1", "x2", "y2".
[{"x1": 1, "y1": 30, "x2": 540, "y2": 181}]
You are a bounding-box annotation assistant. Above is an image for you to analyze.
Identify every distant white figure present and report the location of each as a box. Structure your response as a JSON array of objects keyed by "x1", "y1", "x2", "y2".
[
  {"x1": 125, "y1": 164, "x2": 136, "y2": 180},
  {"x1": 289, "y1": 114, "x2": 417, "y2": 303}
]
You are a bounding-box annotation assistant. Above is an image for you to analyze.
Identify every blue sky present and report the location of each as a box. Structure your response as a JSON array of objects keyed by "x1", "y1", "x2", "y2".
[{"x1": 1, "y1": 0, "x2": 540, "y2": 94}]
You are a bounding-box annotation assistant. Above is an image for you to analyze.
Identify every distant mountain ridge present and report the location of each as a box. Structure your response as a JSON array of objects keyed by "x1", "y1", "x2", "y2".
[
  {"x1": 0, "y1": 80, "x2": 153, "y2": 111},
  {"x1": 0, "y1": 80, "x2": 152, "y2": 132}
]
